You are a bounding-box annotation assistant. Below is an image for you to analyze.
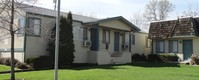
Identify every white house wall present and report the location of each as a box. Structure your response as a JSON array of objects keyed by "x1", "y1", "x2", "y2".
[
  {"x1": 73, "y1": 22, "x2": 90, "y2": 63},
  {"x1": 25, "y1": 13, "x2": 55, "y2": 58},
  {"x1": 0, "y1": 52, "x2": 24, "y2": 62},
  {"x1": 152, "y1": 37, "x2": 199, "y2": 60},
  {"x1": 0, "y1": 9, "x2": 26, "y2": 62},
  {"x1": 131, "y1": 32, "x2": 150, "y2": 55},
  {"x1": 98, "y1": 27, "x2": 130, "y2": 53}
]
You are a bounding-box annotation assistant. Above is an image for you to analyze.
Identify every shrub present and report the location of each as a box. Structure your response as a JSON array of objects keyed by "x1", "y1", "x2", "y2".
[
  {"x1": 15, "y1": 62, "x2": 29, "y2": 69},
  {"x1": 26, "y1": 56, "x2": 54, "y2": 69},
  {"x1": 132, "y1": 53, "x2": 147, "y2": 62},
  {"x1": 0, "y1": 57, "x2": 29, "y2": 69},
  {"x1": 0, "y1": 57, "x2": 19, "y2": 66},
  {"x1": 159, "y1": 54, "x2": 179, "y2": 62},
  {"x1": 147, "y1": 54, "x2": 162, "y2": 62},
  {"x1": 0, "y1": 57, "x2": 3, "y2": 64}
]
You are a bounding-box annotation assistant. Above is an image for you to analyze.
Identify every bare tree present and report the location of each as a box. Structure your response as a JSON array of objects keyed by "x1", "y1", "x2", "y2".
[
  {"x1": 144, "y1": 0, "x2": 175, "y2": 21},
  {"x1": 182, "y1": 3, "x2": 199, "y2": 17},
  {"x1": 130, "y1": 12, "x2": 149, "y2": 31},
  {"x1": 0, "y1": 0, "x2": 37, "y2": 80}
]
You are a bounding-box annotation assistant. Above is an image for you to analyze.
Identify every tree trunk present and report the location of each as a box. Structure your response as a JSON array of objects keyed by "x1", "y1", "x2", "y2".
[{"x1": 10, "y1": 0, "x2": 15, "y2": 80}]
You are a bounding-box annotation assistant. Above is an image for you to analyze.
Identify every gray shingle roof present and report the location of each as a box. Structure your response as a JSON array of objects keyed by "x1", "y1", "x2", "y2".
[
  {"x1": 16, "y1": 3, "x2": 98, "y2": 23},
  {"x1": 148, "y1": 17, "x2": 199, "y2": 39}
]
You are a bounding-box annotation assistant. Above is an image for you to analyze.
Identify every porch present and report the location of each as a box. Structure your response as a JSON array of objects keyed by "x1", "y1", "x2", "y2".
[{"x1": 87, "y1": 51, "x2": 131, "y2": 65}]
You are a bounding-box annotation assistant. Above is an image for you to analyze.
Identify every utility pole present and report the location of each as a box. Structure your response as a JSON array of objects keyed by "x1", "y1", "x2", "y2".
[
  {"x1": 10, "y1": 0, "x2": 15, "y2": 80},
  {"x1": 54, "y1": 0, "x2": 61, "y2": 80}
]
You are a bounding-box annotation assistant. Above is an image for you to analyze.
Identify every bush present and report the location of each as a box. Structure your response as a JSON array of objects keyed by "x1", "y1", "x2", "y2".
[
  {"x1": 0, "y1": 57, "x2": 29, "y2": 69},
  {"x1": 15, "y1": 62, "x2": 29, "y2": 69},
  {"x1": 132, "y1": 53, "x2": 147, "y2": 62},
  {"x1": 26, "y1": 56, "x2": 54, "y2": 69},
  {"x1": 147, "y1": 54, "x2": 162, "y2": 62},
  {"x1": 159, "y1": 54, "x2": 179, "y2": 62},
  {"x1": 0, "y1": 57, "x2": 19, "y2": 66},
  {"x1": 147, "y1": 54, "x2": 179, "y2": 62}
]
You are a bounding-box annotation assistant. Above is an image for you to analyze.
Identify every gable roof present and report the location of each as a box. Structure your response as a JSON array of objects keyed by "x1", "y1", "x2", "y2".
[
  {"x1": 85, "y1": 16, "x2": 141, "y2": 31},
  {"x1": 148, "y1": 17, "x2": 199, "y2": 39},
  {"x1": 16, "y1": 3, "x2": 98, "y2": 23}
]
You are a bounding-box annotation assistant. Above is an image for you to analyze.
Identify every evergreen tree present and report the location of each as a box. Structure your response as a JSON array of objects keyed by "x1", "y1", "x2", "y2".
[{"x1": 48, "y1": 12, "x2": 75, "y2": 66}]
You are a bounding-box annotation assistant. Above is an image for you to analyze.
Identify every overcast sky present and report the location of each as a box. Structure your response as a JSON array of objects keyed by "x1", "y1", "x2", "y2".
[{"x1": 35, "y1": 0, "x2": 199, "y2": 20}]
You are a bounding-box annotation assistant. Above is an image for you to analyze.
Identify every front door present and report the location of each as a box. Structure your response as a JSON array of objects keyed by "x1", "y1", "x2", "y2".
[
  {"x1": 183, "y1": 40, "x2": 193, "y2": 60},
  {"x1": 114, "y1": 32, "x2": 120, "y2": 51}
]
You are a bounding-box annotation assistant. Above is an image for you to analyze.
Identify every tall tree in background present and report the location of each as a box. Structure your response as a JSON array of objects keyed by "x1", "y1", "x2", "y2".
[
  {"x1": 144, "y1": 0, "x2": 175, "y2": 21},
  {"x1": 130, "y1": 12, "x2": 149, "y2": 31},
  {"x1": 182, "y1": 3, "x2": 199, "y2": 17},
  {"x1": 0, "y1": 0, "x2": 37, "y2": 80},
  {"x1": 48, "y1": 12, "x2": 75, "y2": 66}
]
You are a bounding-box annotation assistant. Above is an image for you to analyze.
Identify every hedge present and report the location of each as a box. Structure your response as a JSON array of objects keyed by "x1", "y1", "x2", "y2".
[
  {"x1": 0, "y1": 57, "x2": 29, "y2": 69},
  {"x1": 26, "y1": 56, "x2": 54, "y2": 69}
]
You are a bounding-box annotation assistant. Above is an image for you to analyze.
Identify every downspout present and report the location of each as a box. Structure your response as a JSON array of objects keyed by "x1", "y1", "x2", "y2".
[{"x1": 23, "y1": 15, "x2": 28, "y2": 62}]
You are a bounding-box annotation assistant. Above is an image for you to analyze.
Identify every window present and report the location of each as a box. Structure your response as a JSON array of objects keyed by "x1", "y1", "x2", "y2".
[
  {"x1": 83, "y1": 27, "x2": 88, "y2": 40},
  {"x1": 17, "y1": 19, "x2": 25, "y2": 36},
  {"x1": 28, "y1": 18, "x2": 41, "y2": 36},
  {"x1": 103, "y1": 29, "x2": 110, "y2": 43},
  {"x1": 156, "y1": 40, "x2": 165, "y2": 53},
  {"x1": 169, "y1": 40, "x2": 178, "y2": 53},
  {"x1": 122, "y1": 33, "x2": 125, "y2": 44},
  {"x1": 132, "y1": 35, "x2": 135, "y2": 45}
]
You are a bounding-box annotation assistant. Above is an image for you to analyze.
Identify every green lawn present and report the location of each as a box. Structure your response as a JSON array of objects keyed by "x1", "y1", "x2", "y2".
[
  {"x1": 0, "y1": 65, "x2": 12, "y2": 72},
  {"x1": 0, "y1": 63, "x2": 199, "y2": 80}
]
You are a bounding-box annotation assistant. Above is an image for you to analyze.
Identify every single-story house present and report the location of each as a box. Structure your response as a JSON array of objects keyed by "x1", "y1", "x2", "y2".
[
  {"x1": 148, "y1": 17, "x2": 199, "y2": 60},
  {"x1": 0, "y1": 3, "x2": 150, "y2": 65}
]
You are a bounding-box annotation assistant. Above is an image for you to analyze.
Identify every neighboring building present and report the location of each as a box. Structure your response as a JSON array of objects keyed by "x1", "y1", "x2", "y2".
[
  {"x1": 0, "y1": 3, "x2": 149, "y2": 65},
  {"x1": 131, "y1": 31, "x2": 151, "y2": 55},
  {"x1": 148, "y1": 17, "x2": 199, "y2": 60}
]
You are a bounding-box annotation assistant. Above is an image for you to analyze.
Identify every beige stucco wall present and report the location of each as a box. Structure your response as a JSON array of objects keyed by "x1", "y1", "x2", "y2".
[
  {"x1": 152, "y1": 37, "x2": 199, "y2": 60},
  {"x1": 25, "y1": 13, "x2": 55, "y2": 58},
  {"x1": 25, "y1": 13, "x2": 91, "y2": 63},
  {"x1": 192, "y1": 38, "x2": 199, "y2": 56},
  {"x1": 0, "y1": 9, "x2": 25, "y2": 49},
  {"x1": 98, "y1": 27, "x2": 130, "y2": 53},
  {"x1": 152, "y1": 39, "x2": 183, "y2": 60},
  {"x1": 0, "y1": 52, "x2": 24, "y2": 62},
  {"x1": 0, "y1": 10, "x2": 26, "y2": 62},
  {"x1": 131, "y1": 32, "x2": 151, "y2": 55},
  {"x1": 99, "y1": 19, "x2": 131, "y2": 31}
]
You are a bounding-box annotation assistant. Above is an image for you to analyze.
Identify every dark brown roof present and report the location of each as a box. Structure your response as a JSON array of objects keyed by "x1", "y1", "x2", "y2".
[{"x1": 148, "y1": 17, "x2": 199, "y2": 39}]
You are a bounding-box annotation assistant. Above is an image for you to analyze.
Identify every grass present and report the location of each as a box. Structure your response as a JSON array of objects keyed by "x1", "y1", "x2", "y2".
[
  {"x1": 0, "y1": 65, "x2": 12, "y2": 72},
  {"x1": 0, "y1": 65, "x2": 20, "y2": 72},
  {"x1": 0, "y1": 63, "x2": 199, "y2": 80}
]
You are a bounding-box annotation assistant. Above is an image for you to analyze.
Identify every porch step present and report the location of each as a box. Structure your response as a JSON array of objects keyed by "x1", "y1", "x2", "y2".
[
  {"x1": 111, "y1": 58, "x2": 122, "y2": 64},
  {"x1": 111, "y1": 52, "x2": 122, "y2": 57}
]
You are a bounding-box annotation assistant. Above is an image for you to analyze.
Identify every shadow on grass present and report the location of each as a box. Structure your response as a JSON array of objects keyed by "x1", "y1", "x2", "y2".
[
  {"x1": 1, "y1": 62, "x2": 180, "y2": 73},
  {"x1": 65, "y1": 64, "x2": 127, "y2": 70},
  {"x1": 129, "y1": 62, "x2": 180, "y2": 68},
  {"x1": 67, "y1": 62, "x2": 180, "y2": 70}
]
